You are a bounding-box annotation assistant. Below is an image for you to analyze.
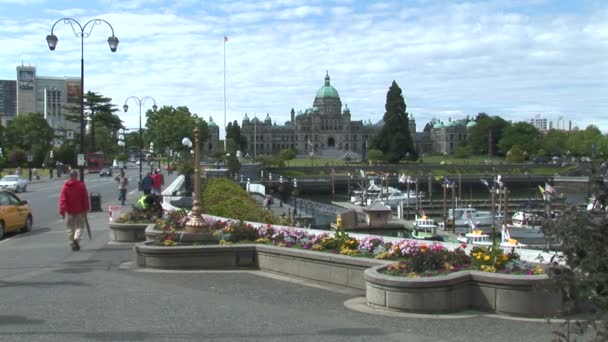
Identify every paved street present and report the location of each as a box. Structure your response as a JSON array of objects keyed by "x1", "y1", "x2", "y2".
[{"x1": 0, "y1": 167, "x2": 565, "y2": 342}]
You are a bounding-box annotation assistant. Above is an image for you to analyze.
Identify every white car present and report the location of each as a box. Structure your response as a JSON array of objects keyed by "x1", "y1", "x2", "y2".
[{"x1": 0, "y1": 175, "x2": 28, "y2": 192}]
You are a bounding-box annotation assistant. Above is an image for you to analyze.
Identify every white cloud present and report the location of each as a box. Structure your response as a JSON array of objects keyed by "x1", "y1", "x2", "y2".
[{"x1": 0, "y1": 0, "x2": 607, "y2": 136}]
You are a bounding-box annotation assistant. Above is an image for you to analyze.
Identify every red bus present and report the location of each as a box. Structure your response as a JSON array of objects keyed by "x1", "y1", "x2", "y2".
[{"x1": 86, "y1": 152, "x2": 104, "y2": 173}]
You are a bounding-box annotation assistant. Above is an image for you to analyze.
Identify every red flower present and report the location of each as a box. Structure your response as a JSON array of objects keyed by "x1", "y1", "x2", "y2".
[{"x1": 460, "y1": 243, "x2": 468, "y2": 249}]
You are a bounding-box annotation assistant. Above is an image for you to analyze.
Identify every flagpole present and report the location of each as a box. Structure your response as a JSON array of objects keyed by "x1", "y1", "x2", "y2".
[{"x1": 223, "y1": 35, "x2": 227, "y2": 152}]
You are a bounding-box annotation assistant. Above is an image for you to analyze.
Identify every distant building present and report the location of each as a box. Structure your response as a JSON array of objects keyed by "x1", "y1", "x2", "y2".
[
  {"x1": 240, "y1": 72, "x2": 390, "y2": 159},
  {"x1": 0, "y1": 80, "x2": 16, "y2": 126},
  {"x1": 530, "y1": 114, "x2": 548, "y2": 132},
  {"x1": 0, "y1": 65, "x2": 80, "y2": 146},
  {"x1": 238, "y1": 72, "x2": 483, "y2": 158}
]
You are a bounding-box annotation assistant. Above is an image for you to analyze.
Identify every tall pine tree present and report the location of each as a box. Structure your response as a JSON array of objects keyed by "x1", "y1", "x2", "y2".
[{"x1": 371, "y1": 81, "x2": 415, "y2": 163}]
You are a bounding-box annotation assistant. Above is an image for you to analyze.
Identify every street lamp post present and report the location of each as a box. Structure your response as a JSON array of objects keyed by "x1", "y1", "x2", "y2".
[
  {"x1": 149, "y1": 142, "x2": 154, "y2": 173},
  {"x1": 123, "y1": 96, "x2": 157, "y2": 190},
  {"x1": 184, "y1": 127, "x2": 210, "y2": 233},
  {"x1": 293, "y1": 178, "x2": 298, "y2": 218},
  {"x1": 47, "y1": 17, "x2": 119, "y2": 182},
  {"x1": 279, "y1": 175, "x2": 283, "y2": 208}
]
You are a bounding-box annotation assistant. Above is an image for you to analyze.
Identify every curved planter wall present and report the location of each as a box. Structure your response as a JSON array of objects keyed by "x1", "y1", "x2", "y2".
[
  {"x1": 134, "y1": 242, "x2": 390, "y2": 290},
  {"x1": 109, "y1": 222, "x2": 153, "y2": 242},
  {"x1": 365, "y1": 265, "x2": 564, "y2": 317}
]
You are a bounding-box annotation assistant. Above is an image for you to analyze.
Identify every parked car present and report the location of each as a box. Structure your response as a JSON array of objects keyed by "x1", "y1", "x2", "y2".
[
  {"x1": 99, "y1": 167, "x2": 113, "y2": 177},
  {"x1": 0, "y1": 175, "x2": 28, "y2": 192},
  {"x1": 0, "y1": 189, "x2": 32, "y2": 239}
]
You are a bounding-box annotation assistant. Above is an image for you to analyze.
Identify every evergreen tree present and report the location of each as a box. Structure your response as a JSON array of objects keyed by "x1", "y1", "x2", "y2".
[
  {"x1": 371, "y1": 81, "x2": 415, "y2": 163},
  {"x1": 64, "y1": 91, "x2": 122, "y2": 152}
]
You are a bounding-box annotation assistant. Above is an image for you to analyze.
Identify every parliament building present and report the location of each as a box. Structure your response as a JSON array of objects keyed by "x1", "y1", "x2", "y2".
[{"x1": 227, "y1": 72, "x2": 478, "y2": 159}]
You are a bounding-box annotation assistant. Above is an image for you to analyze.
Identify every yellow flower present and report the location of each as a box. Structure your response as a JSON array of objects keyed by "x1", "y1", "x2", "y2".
[
  {"x1": 476, "y1": 255, "x2": 482, "y2": 260},
  {"x1": 502, "y1": 255, "x2": 509, "y2": 261},
  {"x1": 375, "y1": 252, "x2": 391, "y2": 259},
  {"x1": 484, "y1": 255, "x2": 491, "y2": 261}
]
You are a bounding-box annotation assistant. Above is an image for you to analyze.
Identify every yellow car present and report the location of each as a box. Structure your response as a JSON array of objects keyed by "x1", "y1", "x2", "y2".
[{"x1": 0, "y1": 189, "x2": 32, "y2": 240}]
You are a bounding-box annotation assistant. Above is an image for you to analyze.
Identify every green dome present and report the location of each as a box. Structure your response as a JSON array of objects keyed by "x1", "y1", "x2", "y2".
[
  {"x1": 315, "y1": 72, "x2": 340, "y2": 99},
  {"x1": 433, "y1": 121, "x2": 444, "y2": 129},
  {"x1": 208, "y1": 116, "x2": 217, "y2": 127},
  {"x1": 466, "y1": 120, "x2": 477, "y2": 128}
]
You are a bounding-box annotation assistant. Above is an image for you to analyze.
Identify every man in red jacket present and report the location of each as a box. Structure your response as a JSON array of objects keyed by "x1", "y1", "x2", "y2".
[{"x1": 59, "y1": 169, "x2": 90, "y2": 251}]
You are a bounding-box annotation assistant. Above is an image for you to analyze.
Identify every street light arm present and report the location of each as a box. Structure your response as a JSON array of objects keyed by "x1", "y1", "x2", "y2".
[{"x1": 47, "y1": 18, "x2": 119, "y2": 52}]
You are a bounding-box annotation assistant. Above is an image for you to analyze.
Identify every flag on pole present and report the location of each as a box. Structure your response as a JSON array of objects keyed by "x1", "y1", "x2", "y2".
[
  {"x1": 545, "y1": 183, "x2": 556, "y2": 194},
  {"x1": 538, "y1": 185, "x2": 545, "y2": 195},
  {"x1": 224, "y1": 35, "x2": 228, "y2": 42},
  {"x1": 480, "y1": 179, "x2": 489, "y2": 188},
  {"x1": 359, "y1": 169, "x2": 365, "y2": 178},
  {"x1": 502, "y1": 225, "x2": 510, "y2": 241},
  {"x1": 495, "y1": 175, "x2": 504, "y2": 188},
  {"x1": 398, "y1": 174, "x2": 406, "y2": 183}
]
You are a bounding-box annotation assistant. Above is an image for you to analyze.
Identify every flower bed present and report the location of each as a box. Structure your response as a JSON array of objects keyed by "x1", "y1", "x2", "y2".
[{"x1": 134, "y1": 208, "x2": 563, "y2": 316}]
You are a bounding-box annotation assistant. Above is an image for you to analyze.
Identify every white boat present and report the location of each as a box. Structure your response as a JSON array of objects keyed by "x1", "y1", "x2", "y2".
[
  {"x1": 506, "y1": 210, "x2": 545, "y2": 240},
  {"x1": 457, "y1": 224, "x2": 526, "y2": 248},
  {"x1": 411, "y1": 216, "x2": 443, "y2": 241},
  {"x1": 351, "y1": 180, "x2": 423, "y2": 208},
  {"x1": 447, "y1": 207, "x2": 504, "y2": 229},
  {"x1": 380, "y1": 189, "x2": 424, "y2": 208}
]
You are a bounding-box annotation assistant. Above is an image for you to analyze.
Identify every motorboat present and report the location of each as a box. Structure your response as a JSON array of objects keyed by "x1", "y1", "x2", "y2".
[
  {"x1": 380, "y1": 189, "x2": 424, "y2": 208},
  {"x1": 350, "y1": 180, "x2": 423, "y2": 208},
  {"x1": 447, "y1": 207, "x2": 504, "y2": 229},
  {"x1": 457, "y1": 223, "x2": 526, "y2": 248},
  {"x1": 411, "y1": 216, "x2": 443, "y2": 241},
  {"x1": 506, "y1": 210, "x2": 545, "y2": 240}
]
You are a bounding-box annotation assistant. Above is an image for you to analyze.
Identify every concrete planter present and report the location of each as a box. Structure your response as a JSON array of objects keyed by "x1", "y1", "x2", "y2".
[
  {"x1": 134, "y1": 242, "x2": 389, "y2": 290},
  {"x1": 135, "y1": 243, "x2": 257, "y2": 270},
  {"x1": 365, "y1": 265, "x2": 564, "y2": 317},
  {"x1": 109, "y1": 222, "x2": 153, "y2": 242}
]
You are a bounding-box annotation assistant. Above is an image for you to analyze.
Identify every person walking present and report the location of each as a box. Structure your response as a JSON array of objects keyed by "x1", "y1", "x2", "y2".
[
  {"x1": 59, "y1": 169, "x2": 89, "y2": 251},
  {"x1": 151, "y1": 170, "x2": 162, "y2": 195},
  {"x1": 141, "y1": 172, "x2": 153, "y2": 195},
  {"x1": 115, "y1": 171, "x2": 129, "y2": 205}
]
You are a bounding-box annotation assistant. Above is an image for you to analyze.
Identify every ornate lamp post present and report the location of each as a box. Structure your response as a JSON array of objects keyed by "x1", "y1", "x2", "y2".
[
  {"x1": 292, "y1": 178, "x2": 298, "y2": 218},
  {"x1": 47, "y1": 17, "x2": 119, "y2": 182},
  {"x1": 279, "y1": 175, "x2": 284, "y2": 208},
  {"x1": 149, "y1": 142, "x2": 154, "y2": 173},
  {"x1": 123, "y1": 96, "x2": 157, "y2": 190},
  {"x1": 185, "y1": 127, "x2": 210, "y2": 233}
]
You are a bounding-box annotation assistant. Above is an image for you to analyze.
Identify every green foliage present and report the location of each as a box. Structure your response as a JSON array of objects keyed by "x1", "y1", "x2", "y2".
[
  {"x1": 5, "y1": 113, "x2": 53, "y2": 162},
  {"x1": 8, "y1": 148, "x2": 27, "y2": 166},
  {"x1": 226, "y1": 153, "x2": 241, "y2": 175},
  {"x1": 203, "y1": 177, "x2": 277, "y2": 224},
  {"x1": 467, "y1": 116, "x2": 509, "y2": 156},
  {"x1": 542, "y1": 199, "x2": 608, "y2": 339},
  {"x1": 541, "y1": 129, "x2": 567, "y2": 157},
  {"x1": 366, "y1": 149, "x2": 384, "y2": 164},
  {"x1": 226, "y1": 120, "x2": 246, "y2": 152},
  {"x1": 505, "y1": 145, "x2": 525, "y2": 163},
  {"x1": 454, "y1": 144, "x2": 472, "y2": 159},
  {"x1": 145, "y1": 106, "x2": 208, "y2": 156},
  {"x1": 278, "y1": 149, "x2": 297, "y2": 166},
  {"x1": 566, "y1": 125, "x2": 603, "y2": 157},
  {"x1": 498, "y1": 122, "x2": 541, "y2": 156},
  {"x1": 371, "y1": 81, "x2": 416, "y2": 163}
]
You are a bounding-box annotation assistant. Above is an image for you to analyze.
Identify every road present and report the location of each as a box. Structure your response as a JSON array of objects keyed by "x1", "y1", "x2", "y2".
[{"x1": 0, "y1": 165, "x2": 566, "y2": 342}]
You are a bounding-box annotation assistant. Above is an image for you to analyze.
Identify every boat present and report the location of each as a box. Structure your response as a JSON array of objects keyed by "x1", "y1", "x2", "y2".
[
  {"x1": 350, "y1": 179, "x2": 424, "y2": 207},
  {"x1": 506, "y1": 210, "x2": 545, "y2": 240},
  {"x1": 447, "y1": 207, "x2": 504, "y2": 229},
  {"x1": 457, "y1": 223, "x2": 526, "y2": 248},
  {"x1": 380, "y1": 189, "x2": 424, "y2": 208},
  {"x1": 411, "y1": 216, "x2": 443, "y2": 241}
]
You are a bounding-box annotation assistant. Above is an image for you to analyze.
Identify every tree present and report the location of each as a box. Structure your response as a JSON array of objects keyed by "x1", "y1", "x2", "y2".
[
  {"x1": 64, "y1": 91, "x2": 122, "y2": 152},
  {"x1": 278, "y1": 149, "x2": 296, "y2": 166},
  {"x1": 145, "y1": 106, "x2": 208, "y2": 158},
  {"x1": 541, "y1": 129, "x2": 568, "y2": 157},
  {"x1": 226, "y1": 120, "x2": 246, "y2": 153},
  {"x1": 5, "y1": 113, "x2": 54, "y2": 166},
  {"x1": 566, "y1": 125, "x2": 602, "y2": 157},
  {"x1": 498, "y1": 122, "x2": 541, "y2": 156},
  {"x1": 366, "y1": 148, "x2": 384, "y2": 165},
  {"x1": 466, "y1": 115, "x2": 509, "y2": 156},
  {"x1": 371, "y1": 81, "x2": 416, "y2": 163}
]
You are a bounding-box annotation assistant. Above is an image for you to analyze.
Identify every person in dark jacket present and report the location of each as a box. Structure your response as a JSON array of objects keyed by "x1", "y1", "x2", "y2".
[
  {"x1": 59, "y1": 169, "x2": 89, "y2": 251},
  {"x1": 141, "y1": 172, "x2": 153, "y2": 195}
]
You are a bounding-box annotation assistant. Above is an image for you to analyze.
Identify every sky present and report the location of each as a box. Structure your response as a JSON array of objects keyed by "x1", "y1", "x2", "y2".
[{"x1": 1, "y1": 0, "x2": 607, "y2": 138}]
